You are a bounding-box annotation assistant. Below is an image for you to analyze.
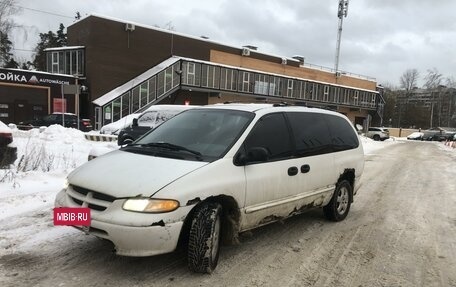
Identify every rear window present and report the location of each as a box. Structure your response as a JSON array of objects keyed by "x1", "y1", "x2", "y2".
[
  {"x1": 286, "y1": 112, "x2": 332, "y2": 157},
  {"x1": 286, "y1": 112, "x2": 358, "y2": 156},
  {"x1": 324, "y1": 114, "x2": 359, "y2": 151}
]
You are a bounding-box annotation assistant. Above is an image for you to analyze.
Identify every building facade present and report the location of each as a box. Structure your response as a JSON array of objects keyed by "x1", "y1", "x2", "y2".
[
  {"x1": 0, "y1": 68, "x2": 79, "y2": 124},
  {"x1": 395, "y1": 87, "x2": 456, "y2": 128},
  {"x1": 40, "y1": 14, "x2": 384, "y2": 130}
]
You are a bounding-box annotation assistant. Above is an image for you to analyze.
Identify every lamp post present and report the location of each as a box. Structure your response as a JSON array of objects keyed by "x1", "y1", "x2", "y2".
[{"x1": 334, "y1": 0, "x2": 349, "y2": 74}]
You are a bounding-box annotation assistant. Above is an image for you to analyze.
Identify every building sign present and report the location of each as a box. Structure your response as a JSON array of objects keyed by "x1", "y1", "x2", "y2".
[
  {"x1": 0, "y1": 68, "x2": 73, "y2": 86},
  {"x1": 53, "y1": 98, "x2": 67, "y2": 113}
]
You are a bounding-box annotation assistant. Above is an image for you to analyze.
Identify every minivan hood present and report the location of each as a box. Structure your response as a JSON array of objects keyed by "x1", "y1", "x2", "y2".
[{"x1": 68, "y1": 150, "x2": 208, "y2": 198}]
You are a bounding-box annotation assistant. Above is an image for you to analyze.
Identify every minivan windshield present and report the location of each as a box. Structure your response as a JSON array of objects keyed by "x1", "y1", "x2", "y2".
[{"x1": 126, "y1": 109, "x2": 254, "y2": 161}]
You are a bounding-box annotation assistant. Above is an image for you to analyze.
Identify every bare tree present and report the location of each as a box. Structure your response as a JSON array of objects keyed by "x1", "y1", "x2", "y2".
[
  {"x1": 423, "y1": 68, "x2": 443, "y2": 89},
  {"x1": 399, "y1": 69, "x2": 419, "y2": 92},
  {"x1": 0, "y1": 0, "x2": 20, "y2": 35},
  {"x1": 445, "y1": 76, "x2": 456, "y2": 88},
  {"x1": 423, "y1": 68, "x2": 444, "y2": 127}
]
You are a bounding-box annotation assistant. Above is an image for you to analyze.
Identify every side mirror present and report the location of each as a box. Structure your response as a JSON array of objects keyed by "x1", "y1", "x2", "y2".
[
  {"x1": 235, "y1": 146, "x2": 269, "y2": 166},
  {"x1": 355, "y1": 124, "x2": 363, "y2": 132},
  {"x1": 132, "y1": 118, "x2": 138, "y2": 127},
  {"x1": 247, "y1": 147, "x2": 269, "y2": 162}
]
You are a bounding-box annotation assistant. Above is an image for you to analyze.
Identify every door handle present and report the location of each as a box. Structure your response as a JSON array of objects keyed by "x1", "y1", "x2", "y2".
[
  {"x1": 288, "y1": 166, "x2": 298, "y2": 176},
  {"x1": 301, "y1": 164, "x2": 310, "y2": 173}
]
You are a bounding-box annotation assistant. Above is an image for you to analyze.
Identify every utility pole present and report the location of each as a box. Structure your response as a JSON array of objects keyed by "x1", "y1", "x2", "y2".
[{"x1": 335, "y1": 0, "x2": 349, "y2": 74}]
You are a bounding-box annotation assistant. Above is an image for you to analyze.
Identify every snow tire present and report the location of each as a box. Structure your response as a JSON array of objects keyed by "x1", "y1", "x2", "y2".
[{"x1": 187, "y1": 202, "x2": 222, "y2": 273}]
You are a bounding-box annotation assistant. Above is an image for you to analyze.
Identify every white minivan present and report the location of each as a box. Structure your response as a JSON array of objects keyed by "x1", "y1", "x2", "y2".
[{"x1": 55, "y1": 103, "x2": 364, "y2": 273}]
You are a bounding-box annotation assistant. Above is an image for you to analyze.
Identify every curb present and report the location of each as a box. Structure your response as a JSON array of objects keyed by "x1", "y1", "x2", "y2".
[{"x1": 84, "y1": 134, "x2": 117, "y2": 142}]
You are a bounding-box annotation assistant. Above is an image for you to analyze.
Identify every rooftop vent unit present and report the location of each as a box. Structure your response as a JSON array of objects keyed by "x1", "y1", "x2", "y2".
[
  {"x1": 125, "y1": 23, "x2": 135, "y2": 31},
  {"x1": 242, "y1": 45, "x2": 258, "y2": 51},
  {"x1": 281, "y1": 58, "x2": 287, "y2": 65},
  {"x1": 292, "y1": 55, "x2": 305, "y2": 65},
  {"x1": 242, "y1": 48, "x2": 251, "y2": 56}
]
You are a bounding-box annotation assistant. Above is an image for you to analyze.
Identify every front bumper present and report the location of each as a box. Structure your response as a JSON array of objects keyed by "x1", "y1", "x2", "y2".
[{"x1": 55, "y1": 189, "x2": 190, "y2": 257}]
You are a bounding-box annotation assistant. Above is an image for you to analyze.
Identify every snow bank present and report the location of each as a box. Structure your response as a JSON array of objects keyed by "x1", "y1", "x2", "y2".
[{"x1": 360, "y1": 136, "x2": 399, "y2": 155}]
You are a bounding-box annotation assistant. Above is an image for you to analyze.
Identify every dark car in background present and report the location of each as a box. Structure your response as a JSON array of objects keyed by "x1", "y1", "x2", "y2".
[
  {"x1": 117, "y1": 105, "x2": 194, "y2": 145},
  {"x1": 422, "y1": 127, "x2": 456, "y2": 141},
  {"x1": 18, "y1": 113, "x2": 92, "y2": 132},
  {"x1": 0, "y1": 121, "x2": 17, "y2": 168}
]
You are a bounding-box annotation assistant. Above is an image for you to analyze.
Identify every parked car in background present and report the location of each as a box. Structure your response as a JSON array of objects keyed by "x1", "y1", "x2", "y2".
[
  {"x1": 422, "y1": 127, "x2": 456, "y2": 141},
  {"x1": 407, "y1": 132, "x2": 424, "y2": 140},
  {"x1": 18, "y1": 113, "x2": 92, "y2": 132},
  {"x1": 117, "y1": 105, "x2": 195, "y2": 145},
  {"x1": 0, "y1": 121, "x2": 17, "y2": 168},
  {"x1": 56, "y1": 103, "x2": 364, "y2": 273},
  {"x1": 366, "y1": 127, "x2": 390, "y2": 141},
  {"x1": 100, "y1": 113, "x2": 141, "y2": 135}
]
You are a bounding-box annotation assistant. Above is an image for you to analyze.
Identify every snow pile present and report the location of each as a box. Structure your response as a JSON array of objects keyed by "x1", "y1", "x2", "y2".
[
  {"x1": 360, "y1": 136, "x2": 399, "y2": 155},
  {"x1": 8, "y1": 125, "x2": 114, "y2": 173}
]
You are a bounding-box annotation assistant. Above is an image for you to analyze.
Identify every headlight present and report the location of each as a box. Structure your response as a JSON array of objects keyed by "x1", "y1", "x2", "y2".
[{"x1": 122, "y1": 198, "x2": 179, "y2": 213}]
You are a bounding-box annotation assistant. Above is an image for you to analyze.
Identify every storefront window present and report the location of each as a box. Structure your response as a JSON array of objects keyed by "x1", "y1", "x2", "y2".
[
  {"x1": 121, "y1": 92, "x2": 130, "y2": 117},
  {"x1": 140, "y1": 82, "x2": 149, "y2": 107},
  {"x1": 148, "y1": 77, "x2": 156, "y2": 102},
  {"x1": 132, "y1": 87, "x2": 140, "y2": 112}
]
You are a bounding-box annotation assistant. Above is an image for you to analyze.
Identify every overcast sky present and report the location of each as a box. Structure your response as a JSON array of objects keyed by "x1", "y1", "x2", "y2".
[{"x1": 9, "y1": 0, "x2": 456, "y2": 87}]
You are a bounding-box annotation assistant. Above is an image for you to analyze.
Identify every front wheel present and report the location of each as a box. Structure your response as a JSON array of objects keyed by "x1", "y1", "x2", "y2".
[
  {"x1": 187, "y1": 202, "x2": 222, "y2": 273},
  {"x1": 323, "y1": 180, "x2": 352, "y2": 221}
]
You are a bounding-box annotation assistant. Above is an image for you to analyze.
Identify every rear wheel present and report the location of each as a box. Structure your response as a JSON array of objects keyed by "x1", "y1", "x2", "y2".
[
  {"x1": 373, "y1": 134, "x2": 380, "y2": 141},
  {"x1": 187, "y1": 202, "x2": 222, "y2": 273},
  {"x1": 323, "y1": 180, "x2": 352, "y2": 221}
]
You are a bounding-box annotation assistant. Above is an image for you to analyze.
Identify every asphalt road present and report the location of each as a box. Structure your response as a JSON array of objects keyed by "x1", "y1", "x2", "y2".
[{"x1": 1, "y1": 141, "x2": 456, "y2": 287}]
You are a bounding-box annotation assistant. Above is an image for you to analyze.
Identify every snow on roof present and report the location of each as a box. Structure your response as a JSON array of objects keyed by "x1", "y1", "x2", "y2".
[
  {"x1": 44, "y1": 46, "x2": 85, "y2": 52},
  {"x1": 93, "y1": 57, "x2": 180, "y2": 106}
]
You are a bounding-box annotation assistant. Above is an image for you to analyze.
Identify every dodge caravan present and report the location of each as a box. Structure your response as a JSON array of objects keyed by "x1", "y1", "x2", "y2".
[{"x1": 55, "y1": 103, "x2": 364, "y2": 273}]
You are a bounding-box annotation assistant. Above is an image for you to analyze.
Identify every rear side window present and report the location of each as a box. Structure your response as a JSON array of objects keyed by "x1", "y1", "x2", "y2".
[
  {"x1": 244, "y1": 113, "x2": 293, "y2": 160},
  {"x1": 325, "y1": 114, "x2": 359, "y2": 151},
  {"x1": 286, "y1": 112, "x2": 332, "y2": 157}
]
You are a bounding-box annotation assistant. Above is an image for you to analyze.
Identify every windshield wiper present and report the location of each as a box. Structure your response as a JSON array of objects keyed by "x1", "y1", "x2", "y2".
[{"x1": 130, "y1": 142, "x2": 203, "y2": 158}]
